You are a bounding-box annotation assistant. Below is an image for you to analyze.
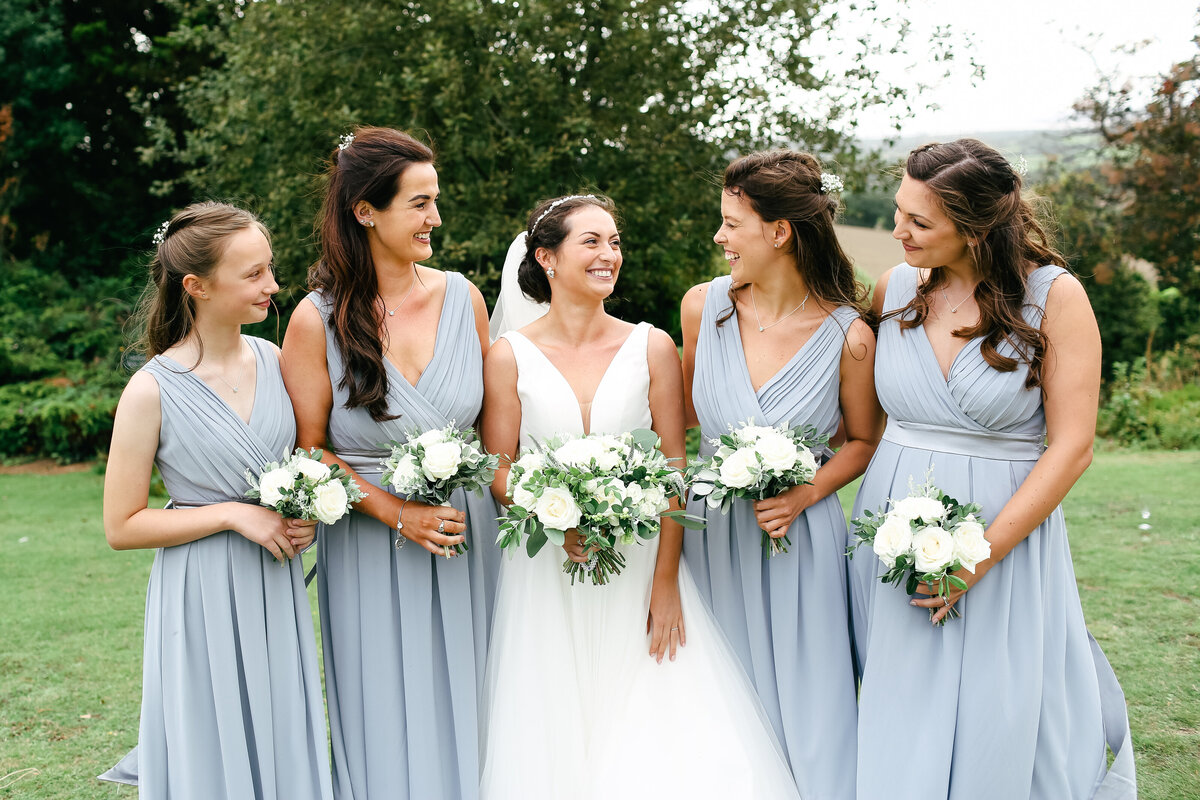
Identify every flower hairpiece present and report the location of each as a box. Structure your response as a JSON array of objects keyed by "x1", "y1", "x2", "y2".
[
  {"x1": 530, "y1": 194, "x2": 597, "y2": 234},
  {"x1": 818, "y1": 173, "x2": 844, "y2": 195},
  {"x1": 338, "y1": 133, "x2": 355, "y2": 151},
  {"x1": 152, "y1": 219, "x2": 171, "y2": 246},
  {"x1": 1014, "y1": 156, "x2": 1029, "y2": 177}
]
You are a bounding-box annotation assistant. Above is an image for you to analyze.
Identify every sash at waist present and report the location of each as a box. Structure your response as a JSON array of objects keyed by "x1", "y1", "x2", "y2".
[
  {"x1": 882, "y1": 419, "x2": 1045, "y2": 461},
  {"x1": 166, "y1": 498, "x2": 256, "y2": 510}
]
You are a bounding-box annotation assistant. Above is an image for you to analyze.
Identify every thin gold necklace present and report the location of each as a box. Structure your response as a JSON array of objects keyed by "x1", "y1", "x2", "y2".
[
  {"x1": 383, "y1": 273, "x2": 419, "y2": 317},
  {"x1": 940, "y1": 284, "x2": 976, "y2": 314},
  {"x1": 211, "y1": 340, "x2": 246, "y2": 393},
  {"x1": 750, "y1": 285, "x2": 809, "y2": 332}
]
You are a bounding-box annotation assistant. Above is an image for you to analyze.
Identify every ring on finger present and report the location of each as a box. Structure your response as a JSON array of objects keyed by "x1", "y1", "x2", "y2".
[
  {"x1": 437, "y1": 519, "x2": 445, "y2": 534},
  {"x1": 943, "y1": 595, "x2": 950, "y2": 606},
  {"x1": 670, "y1": 627, "x2": 679, "y2": 632}
]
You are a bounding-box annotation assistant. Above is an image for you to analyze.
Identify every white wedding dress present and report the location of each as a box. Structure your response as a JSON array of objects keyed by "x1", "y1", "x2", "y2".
[{"x1": 480, "y1": 322, "x2": 801, "y2": 800}]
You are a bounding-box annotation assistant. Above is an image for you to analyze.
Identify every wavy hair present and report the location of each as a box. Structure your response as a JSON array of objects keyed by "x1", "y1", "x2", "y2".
[
  {"x1": 133, "y1": 201, "x2": 269, "y2": 359},
  {"x1": 517, "y1": 194, "x2": 618, "y2": 303},
  {"x1": 310, "y1": 127, "x2": 435, "y2": 421},
  {"x1": 889, "y1": 138, "x2": 1065, "y2": 388},
  {"x1": 717, "y1": 150, "x2": 870, "y2": 327}
]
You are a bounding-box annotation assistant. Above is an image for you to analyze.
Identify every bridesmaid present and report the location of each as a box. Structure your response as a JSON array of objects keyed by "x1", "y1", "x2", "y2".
[
  {"x1": 101, "y1": 202, "x2": 333, "y2": 799},
  {"x1": 681, "y1": 150, "x2": 883, "y2": 799},
  {"x1": 282, "y1": 127, "x2": 496, "y2": 800},
  {"x1": 849, "y1": 139, "x2": 1135, "y2": 799}
]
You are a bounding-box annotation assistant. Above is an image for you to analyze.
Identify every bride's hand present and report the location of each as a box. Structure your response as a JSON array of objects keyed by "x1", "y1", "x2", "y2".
[
  {"x1": 648, "y1": 576, "x2": 685, "y2": 664},
  {"x1": 562, "y1": 528, "x2": 590, "y2": 563}
]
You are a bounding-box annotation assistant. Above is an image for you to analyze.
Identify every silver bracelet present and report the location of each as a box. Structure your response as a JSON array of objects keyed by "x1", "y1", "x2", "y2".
[{"x1": 394, "y1": 498, "x2": 409, "y2": 550}]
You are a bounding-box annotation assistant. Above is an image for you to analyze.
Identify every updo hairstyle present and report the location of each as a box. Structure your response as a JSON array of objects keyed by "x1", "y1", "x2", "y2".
[{"x1": 517, "y1": 194, "x2": 618, "y2": 304}]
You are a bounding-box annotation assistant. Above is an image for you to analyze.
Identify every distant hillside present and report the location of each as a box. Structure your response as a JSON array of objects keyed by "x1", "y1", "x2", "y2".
[
  {"x1": 862, "y1": 129, "x2": 1104, "y2": 173},
  {"x1": 835, "y1": 224, "x2": 899, "y2": 282}
]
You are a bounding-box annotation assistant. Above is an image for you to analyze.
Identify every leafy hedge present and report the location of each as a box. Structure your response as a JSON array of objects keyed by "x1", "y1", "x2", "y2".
[{"x1": 1097, "y1": 338, "x2": 1200, "y2": 450}]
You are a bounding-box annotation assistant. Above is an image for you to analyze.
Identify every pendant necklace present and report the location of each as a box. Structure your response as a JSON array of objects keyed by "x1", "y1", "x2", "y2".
[
  {"x1": 212, "y1": 341, "x2": 246, "y2": 393},
  {"x1": 940, "y1": 284, "x2": 975, "y2": 314},
  {"x1": 383, "y1": 273, "x2": 419, "y2": 317},
  {"x1": 750, "y1": 285, "x2": 810, "y2": 332}
]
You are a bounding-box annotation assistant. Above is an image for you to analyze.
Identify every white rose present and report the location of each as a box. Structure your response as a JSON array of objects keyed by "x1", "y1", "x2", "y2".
[
  {"x1": 511, "y1": 483, "x2": 537, "y2": 511},
  {"x1": 756, "y1": 430, "x2": 799, "y2": 473},
  {"x1": 421, "y1": 441, "x2": 463, "y2": 481},
  {"x1": 313, "y1": 480, "x2": 350, "y2": 525},
  {"x1": 738, "y1": 425, "x2": 775, "y2": 443},
  {"x1": 534, "y1": 486, "x2": 582, "y2": 531},
  {"x1": 390, "y1": 453, "x2": 421, "y2": 489},
  {"x1": 554, "y1": 437, "x2": 606, "y2": 469},
  {"x1": 892, "y1": 495, "x2": 947, "y2": 524},
  {"x1": 294, "y1": 457, "x2": 331, "y2": 482},
  {"x1": 718, "y1": 447, "x2": 759, "y2": 489},
  {"x1": 257, "y1": 467, "x2": 294, "y2": 508},
  {"x1": 796, "y1": 445, "x2": 819, "y2": 476},
  {"x1": 911, "y1": 525, "x2": 956, "y2": 574},
  {"x1": 412, "y1": 428, "x2": 448, "y2": 447},
  {"x1": 951, "y1": 515, "x2": 991, "y2": 573},
  {"x1": 639, "y1": 484, "x2": 668, "y2": 517},
  {"x1": 872, "y1": 513, "x2": 914, "y2": 569},
  {"x1": 514, "y1": 451, "x2": 545, "y2": 474},
  {"x1": 592, "y1": 447, "x2": 623, "y2": 472}
]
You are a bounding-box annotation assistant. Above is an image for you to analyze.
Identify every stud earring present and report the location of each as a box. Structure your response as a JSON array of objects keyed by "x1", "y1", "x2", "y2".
[
  {"x1": 774, "y1": 243, "x2": 780, "y2": 248},
  {"x1": 547, "y1": 268, "x2": 556, "y2": 279}
]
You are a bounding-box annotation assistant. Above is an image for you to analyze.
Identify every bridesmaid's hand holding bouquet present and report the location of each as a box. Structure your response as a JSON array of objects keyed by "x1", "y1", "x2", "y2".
[
  {"x1": 847, "y1": 469, "x2": 991, "y2": 626},
  {"x1": 381, "y1": 424, "x2": 499, "y2": 557},
  {"x1": 245, "y1": 448, "x2": 367, "y2": 558},
  {"x1": 686, "y1": 421, "x2": 827, "y2": 557}
]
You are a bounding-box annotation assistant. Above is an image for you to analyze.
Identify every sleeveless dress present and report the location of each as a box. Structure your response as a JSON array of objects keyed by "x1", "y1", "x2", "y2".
[
  {"x1": 310, "y1": 272, "x2": 500, "y2": 800},
  {"x1": 848, "y1": 265, "x2": 1136, "y2": 800},
  {"x1": 480, "y1": 322, "x2": 801, "y2": 800},
  {"x1": 99, "y1": 335, "x2": 333, "y2": 800},
  {"x1": 683, "y1": 276, "x2": 859, "y2": 799}
]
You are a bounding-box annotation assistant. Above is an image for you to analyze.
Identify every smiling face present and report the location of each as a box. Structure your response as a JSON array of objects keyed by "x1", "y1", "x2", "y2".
[
  {"x1": 892, "y1": 173, "x2": 973, "y2": 272},
  {"x1": 537, "y1": 205, "x2": 621, "y2": 301},
  {"x1": 357, "y1": 161, "x2": 441, "y2": 266},
  {"x1": 197, "y1": 226, "x2": 277, "y2": 325},
  {"x1": 713, "y1": 188, "x2": 781, "y2": 282}
]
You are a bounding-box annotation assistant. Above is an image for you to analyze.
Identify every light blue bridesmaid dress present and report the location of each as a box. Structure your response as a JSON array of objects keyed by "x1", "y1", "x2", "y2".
[
  {"x1": 683, "y1": 275, "x2": 859, "y2": 799},
  {"x1": 848, "y1": 264, "x2": 1136, "y2": 799},
  {"x1": 310, "y1": 271, "x2": 500, "y2": 800},
  {"x1": 99, "y1": 335, "x2": 333, "y2": 800}
]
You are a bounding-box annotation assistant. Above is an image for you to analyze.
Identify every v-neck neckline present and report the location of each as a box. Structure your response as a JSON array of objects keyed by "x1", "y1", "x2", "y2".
[
  {"x1": 158, "y1": 335, "x2": 263, "y2": 427},
  {"x1": 509, "y1": 323, "x2": 643, "y2": 436},
  {"x1": 382, "y1": 274, "x2": 453, "y2": 393},
  {"x1": 730, "y1": 307, "x2": 838, "y2": 396},
  {"x1": 917, "y1": 322, "x2": 982, "y2": 384}
]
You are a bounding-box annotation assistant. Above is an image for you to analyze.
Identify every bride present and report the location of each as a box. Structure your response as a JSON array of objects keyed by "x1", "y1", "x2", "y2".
[{"x1": 479, "y1": 194, "x2": 800, "y2": 800}]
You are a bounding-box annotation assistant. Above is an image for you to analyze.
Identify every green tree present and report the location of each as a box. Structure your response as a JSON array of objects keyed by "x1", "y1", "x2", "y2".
[{"x1": 161, "y1": 0, "x2": 956, "y2": 333}]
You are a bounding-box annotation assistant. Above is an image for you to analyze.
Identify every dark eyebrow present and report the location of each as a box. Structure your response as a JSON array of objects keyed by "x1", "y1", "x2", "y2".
[
  {"x1": 408, "y1": 193, "x2": 437, "y2": 203},
  {"x1": 894, "y1": 200, "x2": 931, "y2": 224}
]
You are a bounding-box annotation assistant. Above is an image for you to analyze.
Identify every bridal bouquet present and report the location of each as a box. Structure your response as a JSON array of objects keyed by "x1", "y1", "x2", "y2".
[
  {"x1": 847, "y1": 470, "x2": 991, "y2": 625},
  {"x1": 246, "y1": 447, "x2": 366, "y2": 527},
  {"x1": 496, "y1": 429, "x2": 695, "y2": 586},
  {"x1": 686, "y1": 421, "x2": 827, "y2": 556},
  {"x1": 381, "y1": 425, "x2": 499, "y2": 556}
]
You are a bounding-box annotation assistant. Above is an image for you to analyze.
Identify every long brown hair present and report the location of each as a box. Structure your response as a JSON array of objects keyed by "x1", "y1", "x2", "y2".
[
  {"x1": 718, "y1": 150, "x2": 870, "y2": 327},
  {"x1": 890, "y1": 139, "x2": 1065, "y2": 388},
  {"x1": 134, "y1": 201, "x2": 270, "y2": 359},
  {"x1": 310, "y1": 127, "x2": 435, "y2": 421}
]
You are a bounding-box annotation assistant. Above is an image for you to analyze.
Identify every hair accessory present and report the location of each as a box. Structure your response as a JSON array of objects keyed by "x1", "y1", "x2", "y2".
[
  {"x1": 531, "y1": 194, "x2": 597, "y2": 234},
  {"x1": 1014, "y1": 156, "x2": 1029, "y2": 177},
  {"x1": 338, "y1": 133, "x2": 355, "y2": 151},
  {"x1": 152, "y1": 219, "x2": 171, "y2": 246},
  {"x1": 818, "y1": 173, "x2": 844, "y2": 195}
]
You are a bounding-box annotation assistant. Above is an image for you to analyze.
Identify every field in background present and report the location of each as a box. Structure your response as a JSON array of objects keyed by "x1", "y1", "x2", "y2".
[{"x1": 2, "y1": 451, "x2": 1197, "y2": 798}]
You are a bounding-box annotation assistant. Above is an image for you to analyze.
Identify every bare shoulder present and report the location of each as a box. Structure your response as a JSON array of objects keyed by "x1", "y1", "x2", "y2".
[
  {"x1": 116, "y1": 369, "x2": 162, "y2": 417},
  {"x1": 844, "y1": 316, "x2": 876, "y2": 349},
  {"x1": 287, "y1": 295, "x2": 327, "y2": 337},
  {"x1": 1044, "y1": 271, "x2": 1089, "y2": 310},
  {"x1": 484, "y1": 334, "x2": 516, "y2": 367}
]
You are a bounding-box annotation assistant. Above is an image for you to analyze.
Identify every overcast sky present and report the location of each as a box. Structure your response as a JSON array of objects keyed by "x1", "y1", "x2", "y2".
[{"x1": 850, "y1": 0, "x2": 1199, "y2": 138}]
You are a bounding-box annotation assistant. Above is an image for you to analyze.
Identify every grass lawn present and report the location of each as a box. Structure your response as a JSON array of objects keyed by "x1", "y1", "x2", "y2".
[{"x1": 2, "y1": 451, "x2": 1198, "y2": 798}]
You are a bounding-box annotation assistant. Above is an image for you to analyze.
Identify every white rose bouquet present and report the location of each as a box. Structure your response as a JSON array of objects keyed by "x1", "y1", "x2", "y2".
[
  {"x1": 245, "y1": 448, "x2": 367, "y2": 535},
  {"x1": 496, "y1": 428, "x2": 698, "y2": 586},
  {"x1": 380, "y1": 425, "x2": 499, "y2": 557},
  {"x1": 686, "y1": 421, "x2": 827, "y2": 557},
  {"x1": 847, "y1": 469, "x2": 991, "y2": 625}
]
